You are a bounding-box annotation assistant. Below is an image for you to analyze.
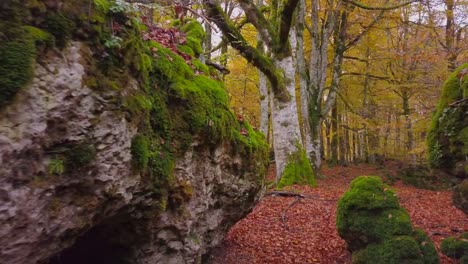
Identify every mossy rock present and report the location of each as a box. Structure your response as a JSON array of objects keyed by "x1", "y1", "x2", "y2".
[
  {"x1": 441, "y1": 233, "x2": 468, "y2": 260},
  {"x1": 337, "y1": 176, "x2": 439, "y2": 263},
  {"x1": 338, "y1": 207, "x2": 413, "y2": 251},
  {"x1": 413, "y1": 229, "x2": 440, "y2": 264},
  {"x1": 131, "y1": 134, "x2": 150, "y2": 170},
  {"x1": 453, "y1": 179, "x2": 468, "y2": 214},
  {"x1": 23, "y1": 26, "x2": 55, "y2": 47},
  {"x1": 338, "y1": 176, "x2": 400, "y2": 211},
  {"x1": 352, "y1": 236, "x2": 424, "y2": 264},
  {"x1": 0, "y1": 33, "x2": 36, "y2": 107},
  {"x1": 45, "y1": 13, "x2": 75, "y2": 47},
  {"x1": 427, "y1": 63, "x2": 468, "y2": 176},
  {"x1": 397, "y1": 165, "x2": 433, "y2": 189},
  {"x1": 65, "y1": 144, "x2": 97, "y2": 169}
]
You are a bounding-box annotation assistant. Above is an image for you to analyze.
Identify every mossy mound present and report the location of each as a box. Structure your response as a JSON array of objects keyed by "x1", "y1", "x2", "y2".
[
  {"x1": 427, "y1": 63, "x2": 468, "y2": 177},
  {"x1": 337, "y1": 176, "x2": 439, "y2": 263},
  {"x1": 441, "y1": 233, "x2": 468, "y2": 260}
]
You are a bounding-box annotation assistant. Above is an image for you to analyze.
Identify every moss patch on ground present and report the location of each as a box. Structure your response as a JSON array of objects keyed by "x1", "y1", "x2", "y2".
[
  {"x1": 337, "y1": 176, "x2": 439, "y2": 263},
  {"x1": 441, "y1": 232, "x2": 468, "y2": 261}
]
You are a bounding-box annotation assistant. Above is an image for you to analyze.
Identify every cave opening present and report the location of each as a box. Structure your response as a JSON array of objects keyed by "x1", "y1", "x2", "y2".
[{"x1": 46, "y1": 215, "x2": 143, "y2": 264}]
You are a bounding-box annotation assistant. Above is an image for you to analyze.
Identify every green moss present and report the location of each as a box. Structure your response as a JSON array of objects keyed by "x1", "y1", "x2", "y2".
[
  {"x1": 396, "y1": 165, "x2": 449, "y2": 190},
  {"x1": 192, "y1": 59, "x2": 210, "y2": 74},
  {"x1": 65, "y1": 144, "x2": 96, "y2": 169},
  {"x1": 185, "y1": 36, "x2": 203, "y2": 56},
  {"x1": 150, "y1": 41, "x2": 193, "y2": 80},
  {"x1": 178, "y1": 44, "x2": 195, "y2": 57},
  {"x1": 353, "y1": 236, "x2": 424, "y2": 264},
  {"x1": 413, "y1": 229, "x2": 439, "y2": 264},
  {"x1": 26, "y1": 0, "x2": 46, "y2": 11},
  {"x1": 441, "y1": 233, "x2": 468, "y2": 259},
  {"x1": 45, "y1": 13, "x2": 75, "y2": 47},
  {"x1": 453, "y1": 179, "x2": 468, "y2": 213},
  {"x1": 277, "y1": 145, "x2": 316, "y2": 188},
  {"x1": 338, "y1": 207, "x2": 413, "y2": 251},
  {"x1": 180, "y1": 19, "x2": 205, "y2": 41},
  {"x1": 94, "y1": 0, "x2": 111, "y2": 13},
  {"x1": 0, "y1": 30, "x2": 36, "y2": 107},
  {"x1": 337, "y1": 176, "x2": 439, "y2": 263},
  {"x1": 458, "y1": 126, "x2": 468, "y2": 155},
  {"x1": 23, "y1": 26, "x2": 55, "y2": 47},
  {"x1": 339, "y1": 176, "x2": 400, "y2": 210},
  {"x1": 428, "y1": 63, "x2": 468, "y2": 172},
  {"x1": 48, "y1": 157, "x2": 65, "y2": 175},
  {"x1": 131, "y1": 134, "x2": 150, "y2": 170},
  {"x1": 148, "y1": 138, "x2": 175, "y2": 189}
]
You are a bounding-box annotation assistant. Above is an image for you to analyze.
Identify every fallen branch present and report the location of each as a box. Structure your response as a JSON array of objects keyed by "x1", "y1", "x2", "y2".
[
  {"x1": 266, "y1": 191, "x2": 305, "y2": 198},
  {"x1": 280, "y1": 196, "x2": 303, "y2": 230},
  {"x1": 265, "y1": 191, "x2": 338, "y2": 202}
]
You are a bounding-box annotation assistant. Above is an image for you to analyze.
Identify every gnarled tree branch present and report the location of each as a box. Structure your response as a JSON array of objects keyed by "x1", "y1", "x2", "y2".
[
  {"x1": 238, "y1": 0, "x2": 278, "y2": 48},
  {"x1": 203, "y1": 0, "x2": 290, "y2": 101}
]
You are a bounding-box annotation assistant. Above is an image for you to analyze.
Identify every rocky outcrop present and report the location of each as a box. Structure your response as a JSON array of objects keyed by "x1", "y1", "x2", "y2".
[
  {"x1": 427, "y1": 64, "x2": 467, "y2": 213},
  {"x1": 0, "y1": 41, "x2": 267, "y2": 263}
]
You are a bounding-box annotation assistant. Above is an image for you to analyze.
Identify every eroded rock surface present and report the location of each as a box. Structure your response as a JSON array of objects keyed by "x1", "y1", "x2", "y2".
[{"x1": 0, "y1": 42, "x2": 266, "y2": 264}]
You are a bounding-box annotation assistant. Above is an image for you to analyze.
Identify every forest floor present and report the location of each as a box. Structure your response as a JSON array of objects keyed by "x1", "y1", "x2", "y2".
[{"x1": 207, "y1": 163, "x2": 468, "y2": 264}]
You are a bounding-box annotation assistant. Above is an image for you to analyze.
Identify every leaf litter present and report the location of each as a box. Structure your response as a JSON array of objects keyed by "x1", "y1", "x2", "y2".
[{"x1": 207, "y1": 163, "x2": 467, "y2": 264}]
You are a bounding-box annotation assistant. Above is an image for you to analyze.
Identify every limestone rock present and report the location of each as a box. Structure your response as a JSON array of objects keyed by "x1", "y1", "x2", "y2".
[{"x1": 0, "y1": 42, "x2": 266, "y2": 264}]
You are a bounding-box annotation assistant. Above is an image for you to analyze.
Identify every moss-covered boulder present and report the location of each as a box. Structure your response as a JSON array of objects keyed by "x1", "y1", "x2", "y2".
[
  {"x1": 427, "y1": 64, "x2": 468, "y2": 213},
  {"x1": 427, "y1": 63, "x2": 468, "y2": 178},
  {"x1": 337, "y1": 176, "x2": 439, "y2": 263},
  {"x1": 441, "y1": 233, "x2": 468, "y2": 261}
]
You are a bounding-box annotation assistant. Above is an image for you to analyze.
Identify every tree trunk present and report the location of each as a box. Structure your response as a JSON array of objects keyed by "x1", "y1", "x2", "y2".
[
  {"x1": 331, "y1": 102, "x2": 339, "y2": 165},
  {"x1": 257, "y1": 0, "x2": 269, "y2": 137},
  {"x1": 445, "y1": 0, "x2": 456, "y2": 71},
  {"x1": 271, "y1": 55, "x2": 302, "y2": 179},
  {"x1": 295, "y1": 0, "x2": 312, "y2": 152},
  {"x1": 402, "y1": 91, "x2": 415, "y2": 164},
  {"x1": 259, "y1": 71, "x2": 269, "y2": 137}
]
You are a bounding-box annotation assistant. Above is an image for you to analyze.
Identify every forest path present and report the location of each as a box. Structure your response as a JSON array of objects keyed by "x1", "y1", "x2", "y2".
[{"x1": 207, "y1": 163, "x2": 467, "y2": 264}]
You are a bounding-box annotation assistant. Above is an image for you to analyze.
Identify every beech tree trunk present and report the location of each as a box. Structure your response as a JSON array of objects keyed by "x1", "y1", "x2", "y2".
[
  {"x1": 203, "y1": 0, "x2": 304, "y2": 180},
  {"x1": 272, "y1": 56, "x2": 302, "y2": 178},
  {"x1": 259, "y1": 70, "x2": 269, "y2": 137}
]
